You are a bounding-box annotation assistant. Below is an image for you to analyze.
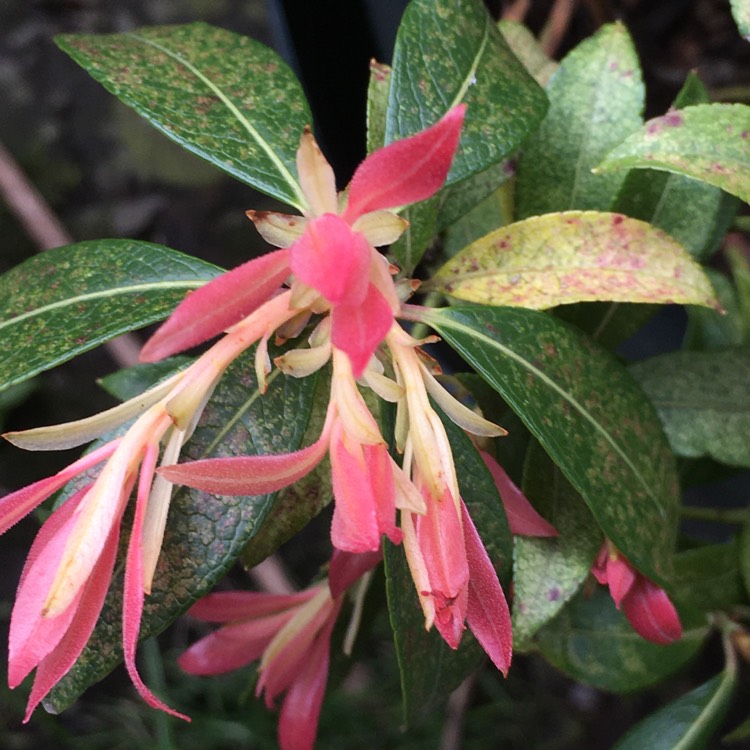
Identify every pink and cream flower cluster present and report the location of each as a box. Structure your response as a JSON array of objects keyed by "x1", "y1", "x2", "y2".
[{"x1": 0, "y1": 103, "x2": 682, "y2": 746}]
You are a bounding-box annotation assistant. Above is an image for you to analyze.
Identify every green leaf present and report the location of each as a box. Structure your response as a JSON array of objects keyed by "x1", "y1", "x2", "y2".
[
  {"x1": 99, "y1": 357, "x2": 194, "y2": 401},
  {"x1": 384, "y1": 542, "x2": 482, "y2": 727},
  {"x1": 740, "y1": 518, "x2": 750, "y2": 600},
  {"x1": 389, "y1": 197, "x2": 439, "y2": 277},
  {"x1": 423, "y1": 305, "x2": 680, "y2": 584},
  {"x1": 384, "y1": 404, "x2": 513, "y2": 725},
  {"x1": 45, "y1": 351, "x2": 320, "y2": 712},
  {"x1": 430, "y1": 211, "x2": 718, "y2": 310},
  {"x1": 515, "y1": 23, "x2": 644, "y2": 219},
  {"x1": 614, "y1": 73, "x2": 739, "y2": 262},
  {"x1": 613, "y1": 672, "x2": 736, "y2": 749},
  {"x1": 730, "y1": 0, "x2": 750, "y2": 39},
  {"x1": 684, "y1": 270, "x2": 745, "y2": 351},
  {"x1": 597, "y1": 104, "x2": 750, "y2": 205},
  {"x1": 56, "y1": 23, "x2": 310, "y2": 209},
  {"x1": 513, "y1": 443, "x2": 601, "y2": 649},
  {"x1": 366, "y1": 61, "x2": 391, "y2": 153},
  {"x1": 386, "y1": 0, "x2": 547, "y2": 185},
  {"x1": 536, "y1": 586, "x2": 707, "y2": 693},
  {"x1": 0, "y1": 240, "x2": 221, "y2": 392},
  {"x1": 673, "y1": 541, "x2": 747, "y2": 616},
  {"x1": 497, "y1": 20, "x2": 557, "y2": 87},
  {"x1": 629, "y1": 348, "x2": 750, "y2": 467}
]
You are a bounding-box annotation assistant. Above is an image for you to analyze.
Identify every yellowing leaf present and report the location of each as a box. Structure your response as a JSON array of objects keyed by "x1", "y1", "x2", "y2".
[{"x1": 431, "y1": 211, "x2": 719, "y2": 310}]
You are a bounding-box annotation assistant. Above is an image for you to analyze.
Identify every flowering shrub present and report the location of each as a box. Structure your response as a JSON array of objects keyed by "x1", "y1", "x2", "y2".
[{"x1": 1, "y1": 1, "x2": 750, "y2": 747}]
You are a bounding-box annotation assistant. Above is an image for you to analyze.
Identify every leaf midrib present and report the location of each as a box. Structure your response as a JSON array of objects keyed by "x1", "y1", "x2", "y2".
[
  {"x1": 126, "y1": 31, "x2": 307, "y2": 211},
  {"x1": 0, "y1": 280, "x2": 206, "y2": 333},
  {"x1": 433, "y1": 311, "x2": 663, "y2": 516}
]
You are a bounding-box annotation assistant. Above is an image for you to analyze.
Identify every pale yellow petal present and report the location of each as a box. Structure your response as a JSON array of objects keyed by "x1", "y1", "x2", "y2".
[
  {"x1": 390, "y1": 457, "x2": 426, "y2": 514},
  {"x1": 351, "y1": 210, "x2": 408, "y2": 247},
  {"x1": 296, "y1": 128, "x2": 338, "y2": 216},
  {"x1": 4, "y1": 371, "x2": 183, "y2": 451},
  {"x1": 274, "y1": 342, "x2": 331, "y2": 378},
  {"x1": 420, "y1": 364, "x2": 507, "y2": 438},
  {"x1": 246, "y1": 210, "x2": 307, "y2": 248},
  {"x1": 362, "y1": 368, "x2": 404, "y2": 403}
]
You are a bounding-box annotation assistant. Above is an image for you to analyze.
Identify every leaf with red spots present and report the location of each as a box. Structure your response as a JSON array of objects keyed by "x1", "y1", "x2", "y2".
[
  {"x1": 597, "y1": 104, "x2": 750, "y2": 204},
  {"x1": 430, "y1": 211, "x2": 719, "y2": 310}
]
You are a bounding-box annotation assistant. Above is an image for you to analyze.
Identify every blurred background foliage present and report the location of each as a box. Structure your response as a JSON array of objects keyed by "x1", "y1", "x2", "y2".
[{"x1": 0, "y1": 1, "x2": 749, "y2": 748}]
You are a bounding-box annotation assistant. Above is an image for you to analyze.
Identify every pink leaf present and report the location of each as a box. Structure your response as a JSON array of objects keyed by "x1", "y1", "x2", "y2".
[
  {"x1": 480, "y1": 452, "x2": 557, "y2": 537},
  {"x1": 605, "y1": 554, "x2": 637, "y2": 609},
  {"x1": 342, "y1": 105, "x2": 466, "y2": 221},
  {"x1": 413, "y1": 487, "x2": 469, "y2": 649},
  {"x1": 331, "y1": 283, "x2": 394, "y2": 377},
  {"x1": 277, "y1": 617, "x2": 336, "y2": 750},
  {"x1": 178, "y1": 611, "x2": 295, "y2": 675},
  {"x1": 289, "y1": 214, "x2": 370, "y2": 306},
  {"x1": 328, "y1": 549, "x2": 383, "y2": 599},
  {"x1": 140, "y1": 248, "x2": 291, "y2": 362},
  {"x1": 123, "y1": 443, "x2": 189, "y2": 720},
  {"x1": 24, "y1": 513, "x2": 122, "y2": 722},
  {"x1": 329, "y1": 426, "x2": 383, "y2": 553},
  {"x1": 9, "y1": 490, "x2": 90, "y2": 688},
  {"x1": 0, "y1": 441, "x2": 117, "y2": 536},
  {"x1": 461, "y1": 500, "x2": 512, "y2": 675},
  {"x1": 187, "y1": 590, "x2": 317, "y2": 623},
  {"x1": 158, "y1": 432, "x2": 329, "y2": 495},
  {"x1": 621, "y1": 577, "x2": 683, "y2": 645}
]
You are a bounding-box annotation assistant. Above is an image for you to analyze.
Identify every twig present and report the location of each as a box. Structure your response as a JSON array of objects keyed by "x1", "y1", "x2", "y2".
[
  {"x1": 502, "y1": 0, "x2": 531, "y2": 22},
  {"x1": 439, "y1": 675, "x2": 474, "y2": 750},
  {"x1": 540, "y1": 0, "x2": 578, "y2": 57},
  {"x1": 248, "y1": 554, "x2": 296, "y2": 594},
  {"x1": 0, "y1": 139, "x2": 140, "y2": 369}
]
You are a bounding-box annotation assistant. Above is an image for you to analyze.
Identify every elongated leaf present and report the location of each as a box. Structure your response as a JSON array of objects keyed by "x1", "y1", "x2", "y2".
[
  {"x1": 613, "y1": 672, "x2": 736, "y2": 749},
  {"x1": 614, "y1": 72, "x2": 739, "y2": 263},
  {"x1": 536, "y1": 586, "x2": 707, "y2": 693},
  {"x1": 431, "y1": 211, "x2": 718, "y2": 310},
  {"x1": 732, "y1": 0, "x2": 750, "y2": 38},
  {"x1": 684, "y1": 270, "x2": 745, "y2": 351},
  {"x1": 497, "y1": 20, "x2": 557, "y2": 86},
  {"x1": 515, "y1": 23, "x2": 644, "y2": 218},
  {"x1": 57, "y1": 23, "x2": 310, "y2": 209},
  {"x1": 366, "y1": 61, "x2": 391, "y2": 153},
  {"x1": 597, "y1": 104, "x2": 750, "y2": 204},
  {"x1": 513, "y1": 443, "x2": 601, "y2": 649},
  {"x1": 424, "y1": 305, "x2": 680, "y2": 584},
  {"x1": 629, "y1": 348, "x2": 750, "y2": 467},
  {"x1": 0, "y1": 240, "x2": 220, "y2": 392},
  {"x1": 386, "y1": 0, "x2": 547, "y2": 186},
  {"x1": 45, "y1": 349, "x2": 320, "y2": 712},
  {"x1": 673, "y1": 542, "x2": 747, "y2": 616},
  {"x1": 385, "y1": 406, "x2": 512, "y2": 725}
]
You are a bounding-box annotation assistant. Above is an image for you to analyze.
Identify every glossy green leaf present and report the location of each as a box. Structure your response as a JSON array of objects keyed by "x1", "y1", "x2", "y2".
[
  {"x1": 513, "y1": 443, "x2": 601, "y2": 649},
  {"x1": 423, "y1": 305, "x2": 680, "y2": 584},
  {"x1": 430, "y1": 211, "x2": 718, "y2": 310},
  {"x1": 389, "y1": 197, "x2": 439, "y2": 276},
  {"x1": 732, "y1": 0, "x2": 750, "y2": 38},
  {"x1": 386, "y1": 0, "x2": 547, "y2": 185},
  {"x1": 497, "y1": 20, "x2": 557, "y2": 86},
  {"x1": 515, "y1": 23, "x2": 644, "y2": 219},
  {"x1": 57, "y1": 23, "x2": 310, "y2": 209},
  {"x1": 613, "y1": 672, "x2": 736, "y2": 749},
  {"x1": 597, "y1": 104, "x2": 750, "y2": 205},
  {"x1": 241, "y1": 366, "x2": 333, "y2": 569},
  {"x1": 614, "y1": 74, "x2": 739, "y2": 262},
  {"x1": 45, "y1": 351, "x2": 320, "y2": 712},
  {"x1": 536, "y1": 586, "x2": 707, "y2": 693},
  {"x1": 684, "y1": 270, "x2": 745, "y2": 351},
  {"x1": 0, "y1": 240, "x2": 220, "y2": 393},
  {"x1": 629, "y1": 348, "x2": 750, "y2": 467},
  {"x1": 672, "y1": 541, "x2": 747, "y2": 616},
  {"x1": 385, "y1": 405, "x2": 512, "y2": 725},
  {"x1": 384, "y1": 542, "x2": 482, "y2": 727},
  {"x1": 740, "y1": 519, "x2": 750, "y2": 601},
  {"x1": 366, "y1": 60, "x2": 391, "y2": 153}
]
